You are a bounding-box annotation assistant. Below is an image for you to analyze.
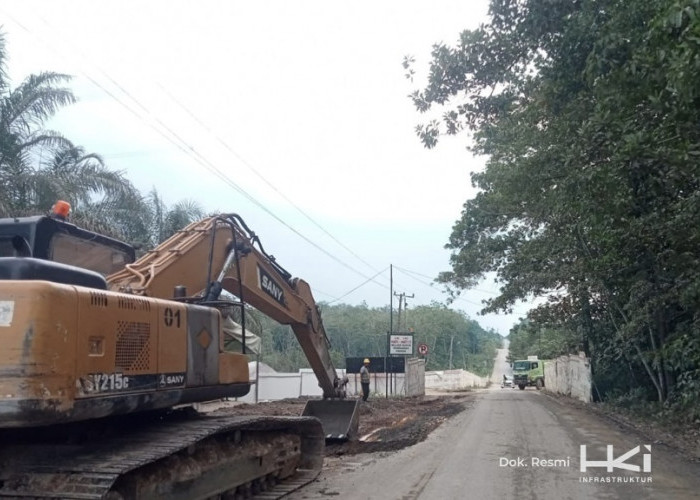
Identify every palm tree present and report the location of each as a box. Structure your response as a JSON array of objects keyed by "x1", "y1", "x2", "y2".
[
  {"x1": 0, "y1": 29, "x2": 145, "y2": 233},
  {"x1": 144, "y1": 188, "x2": 204, "y2": 245},
  {"x1": 40, "y1": 143, "x2": 153, "y2": 242},
  {"x1": 36, "y1": 144, "x2": 141, "y2": 210},
  {"x1": 0, "y1": 28, "x2": 76, "y2": 216},
  {"x1": 0, "y1": 29, "x2": 204, "y2": 253},
  {"x1": 161, "y1": 199, "x2": 205, "y2": 244}
]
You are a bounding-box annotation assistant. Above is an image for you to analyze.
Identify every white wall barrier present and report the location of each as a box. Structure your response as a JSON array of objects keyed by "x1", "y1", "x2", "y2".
[
  {"x1": 405, "y1": 358, "x2": 426, "y2": 396},
  {"x1": 544, "y1": 352, "x2": 592, "y2": 402},
  {"x1": 238, "y1": 360, "x2": 430, "y2": 402},
  {"x1": 424, "y1": 369, "x2": 490, "y2": 390}
]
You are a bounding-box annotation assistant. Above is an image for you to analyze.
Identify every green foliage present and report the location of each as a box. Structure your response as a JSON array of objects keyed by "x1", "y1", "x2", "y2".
[
  {"x1": 410, "y1": 0, "x2": 700, "y2": 407},
  {"x1": 245, "y1": 302, "x2": 501, "y2": 377},
  {"x1": 507, "y1": 319, "x2": 580, "y2": 363}
]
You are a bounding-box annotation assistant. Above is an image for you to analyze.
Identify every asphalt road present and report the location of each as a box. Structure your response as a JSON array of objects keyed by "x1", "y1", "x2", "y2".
[{"x1": 287, "y1": 348, "x2": 700, "y2": 500}]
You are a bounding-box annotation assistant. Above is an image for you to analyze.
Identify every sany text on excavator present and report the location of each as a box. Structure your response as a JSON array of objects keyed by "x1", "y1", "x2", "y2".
[{"x1": 0, "y1": 203, "x2": 359, "y2": 499}]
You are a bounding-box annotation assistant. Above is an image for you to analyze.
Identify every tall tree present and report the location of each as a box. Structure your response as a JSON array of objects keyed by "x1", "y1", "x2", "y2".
[{"x1": 409, "y1": 0, "x2": 700, "y2": 406}]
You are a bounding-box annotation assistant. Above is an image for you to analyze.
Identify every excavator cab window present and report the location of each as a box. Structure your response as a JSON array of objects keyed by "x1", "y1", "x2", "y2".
[
  {"x1": 0, "y1": 216, "x2": 135, "y2": 274},
  {"x1": 49, "y1": 231, "x2": 130, "y2": 275},
  {"x1": 0, "y1": 235, "x2": 31, "y2": 257}
]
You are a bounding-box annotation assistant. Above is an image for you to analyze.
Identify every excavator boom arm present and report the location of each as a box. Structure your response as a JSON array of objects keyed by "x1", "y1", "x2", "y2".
[{"x1": 107, "y1": 214, "x2": 345, "y2": 399}]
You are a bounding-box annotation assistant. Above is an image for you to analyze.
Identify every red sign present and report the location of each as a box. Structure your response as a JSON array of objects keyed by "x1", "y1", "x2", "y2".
[{"x1": 417, "y1": 343, "x2": 429, "y2": 355}]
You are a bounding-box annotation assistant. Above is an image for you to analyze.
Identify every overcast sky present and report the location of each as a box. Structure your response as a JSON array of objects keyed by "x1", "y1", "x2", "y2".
[{"x1": 0, "y1": 0, "x2": 533, "y2": 335}]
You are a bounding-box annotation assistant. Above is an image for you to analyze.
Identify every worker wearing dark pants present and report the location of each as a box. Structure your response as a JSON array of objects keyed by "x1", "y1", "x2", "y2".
[{"x1": 360, "y1": 358, "x2": 370, "y2": 402}]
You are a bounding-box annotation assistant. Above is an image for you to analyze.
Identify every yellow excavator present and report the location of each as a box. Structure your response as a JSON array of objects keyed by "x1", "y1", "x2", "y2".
[{"x1": 0, "y1": 202, "x2": 359, "y2": 499}]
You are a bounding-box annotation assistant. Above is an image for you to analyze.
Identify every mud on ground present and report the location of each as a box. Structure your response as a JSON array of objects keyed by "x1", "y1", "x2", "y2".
[{"x1": 211, "y1": 394, "x2": 476, "y2": 456}]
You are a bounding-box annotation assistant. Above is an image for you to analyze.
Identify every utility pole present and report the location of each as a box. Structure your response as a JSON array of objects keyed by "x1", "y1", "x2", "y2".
[
  {"x1": 393, "y1": 292, "x2": 414, "y2": 332},
  {"x1": 392, "y1": 291, "x2": 413, "y2": 396},
  {"x1": 448, "y1": 334, "x2": 454, "y2": 369},
  {"x1": 387, "y1": 265, "x2": 393, "y2": 399}
]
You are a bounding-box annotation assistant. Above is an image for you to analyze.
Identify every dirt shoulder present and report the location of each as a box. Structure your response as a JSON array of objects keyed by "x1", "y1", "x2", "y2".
[
  {"x1": 542, "y1": 391, "x2": 700, "y2": 463},
  {"x1": 210, "y1": 392, "x2": 477, "y2": 455}
]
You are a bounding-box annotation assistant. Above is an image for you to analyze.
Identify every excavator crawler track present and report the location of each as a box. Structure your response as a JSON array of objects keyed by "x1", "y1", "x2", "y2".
[{"x1": 0, "y1": 411, "x2": 324, "y2": 499}]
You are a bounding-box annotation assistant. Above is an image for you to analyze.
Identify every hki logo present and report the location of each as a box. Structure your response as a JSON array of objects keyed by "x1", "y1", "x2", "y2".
[{"x1": 580, "y1": 445, "x2": 651, "y2": 473}]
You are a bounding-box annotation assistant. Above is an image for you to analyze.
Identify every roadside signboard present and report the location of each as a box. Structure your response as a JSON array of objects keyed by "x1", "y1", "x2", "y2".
[
  {"x1": 417, "y1": 343, "x2": 429, "y2": 356},
  {"x1": 389, "y1": 333, "x2": 413, "y2": 355}
]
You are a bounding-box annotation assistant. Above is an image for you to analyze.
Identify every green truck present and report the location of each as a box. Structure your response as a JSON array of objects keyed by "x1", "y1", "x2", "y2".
[{"x1": 512, "y1": 356, "x2": 545, "y2": 390}]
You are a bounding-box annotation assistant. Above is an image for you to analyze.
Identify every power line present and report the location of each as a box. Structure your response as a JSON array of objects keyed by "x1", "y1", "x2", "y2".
[
  {"x1": 156, "y1": 83, "x2": 383, "y2": 276},
  {"x1": 2, "y1": 7, "x2": 389, "y2": 290},
  {"x1": 393, "y1": 265, "x2": 503, "y2": 295},
  {"x1": 3, "y1": 4, "x2": 383, "y2": 281},
  {"x1": 306, "y1": 286, "x2": 339, "y2": 302},
  {"x1": 327, "y1": 267, "x2": 389, "y2": 304},
  {"x1": 391, "y1": 264, "x2": 478, "y2": 304},
  {"x1": 103, "y1": 77, "x2": 385, "y2": 285},
  {"x1": 392, "y1": 264, "x2": 533, "y2": 314}
]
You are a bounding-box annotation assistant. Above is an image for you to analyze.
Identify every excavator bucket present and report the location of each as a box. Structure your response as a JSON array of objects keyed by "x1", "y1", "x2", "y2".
[{"x1": 302, "y1": 399, "x2": 360, "y2": 441}]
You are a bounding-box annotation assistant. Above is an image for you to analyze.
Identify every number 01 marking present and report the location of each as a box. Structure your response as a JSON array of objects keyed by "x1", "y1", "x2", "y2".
[{"x1": 164, "y1": 308, "x2": 181, "y2": 328}]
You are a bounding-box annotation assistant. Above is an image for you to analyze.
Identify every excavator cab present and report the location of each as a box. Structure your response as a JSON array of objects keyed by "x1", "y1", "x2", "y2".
[{"x1": 0, "y1": 214, "x2": 135, "y2": 287}]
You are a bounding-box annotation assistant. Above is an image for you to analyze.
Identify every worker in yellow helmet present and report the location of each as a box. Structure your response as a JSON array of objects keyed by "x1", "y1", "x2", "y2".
[{"x1": 360, "y1": 358, "x2": 371, "y2": 402}]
